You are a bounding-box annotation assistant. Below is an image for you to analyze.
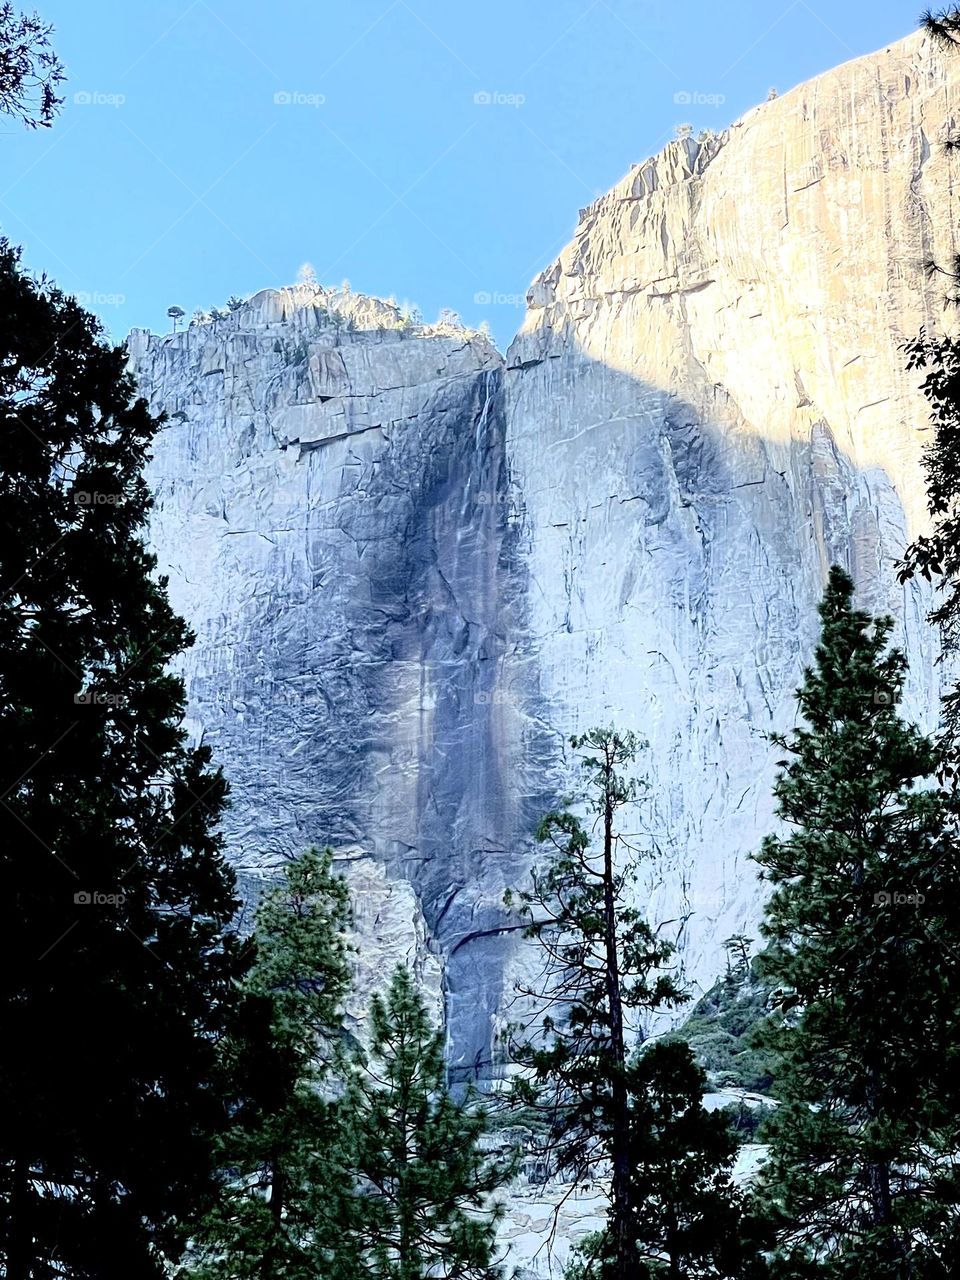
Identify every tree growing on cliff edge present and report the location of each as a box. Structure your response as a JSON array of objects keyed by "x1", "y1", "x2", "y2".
[
  {"x1": 338, "y1": 965, "x2": 514, "y2": 1280},
  {"x1": 184, "y1": 848, "x2": 353, "y2": 1280},
  {"x1": 0, "y1": 239, "x2": 246, "y2": 1278},
  {"x1": 506, "y1": 729, "x2": 746, "y2": 1280},
  {"x1": 751, "y1": 566, "x2": 960, "y2": 1277}
]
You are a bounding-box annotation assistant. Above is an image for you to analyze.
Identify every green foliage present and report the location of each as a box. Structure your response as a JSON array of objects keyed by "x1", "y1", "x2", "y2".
[
  {"x1": 184, "y1": 848, "x2": 353, "y2": 1280},
  {"x1": 507, "y1": 729, "x2": 746, "y2": 1280},
  {"x1": 340, "y1": 965, "x2": 513, "y2": 1280},
  {"x1": 899, "y1": 330, "x2": 960, "y2": 753},
  {"x1": 625, "y1": 1039, "x2": 748, "y2": 1278},
  {"x1": 0, "y1": 239, "x2": 244, "y2": 1278},
  {"x1": 715, "y1": 1100, "x2": 766, "y2": 1145},
  {"x1": 506, "y1": 730, "x2": 684, "y2": 1175},
  {"x1": 670, "y1": 956, "x2": 776, "y2": 1094},
  {"x1": 750, "y1": 566, "x2": 960, "y2": 1277}
]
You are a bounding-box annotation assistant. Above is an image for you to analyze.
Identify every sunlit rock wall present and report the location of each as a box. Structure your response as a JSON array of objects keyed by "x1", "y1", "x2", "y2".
[
  {"x1": 134, "y1": 28, "x2": 960, "y2": 1086},
  {"x1": 504, "y1": 25, "x2": 959, "y2": 990}
]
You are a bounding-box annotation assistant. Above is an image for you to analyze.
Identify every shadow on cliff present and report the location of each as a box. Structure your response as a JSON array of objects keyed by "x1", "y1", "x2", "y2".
[
  {"x1": 324, "y1": 323, "x2": 938, "y2": 1083},
  {"x1": 144, "y1": 319, "x2": 938, "y2": 1086}
]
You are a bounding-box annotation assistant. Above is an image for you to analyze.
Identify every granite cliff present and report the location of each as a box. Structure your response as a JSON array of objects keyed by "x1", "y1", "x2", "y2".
[{"x1": 130, "y1": 27, "x2": 960, "y2": 1084}]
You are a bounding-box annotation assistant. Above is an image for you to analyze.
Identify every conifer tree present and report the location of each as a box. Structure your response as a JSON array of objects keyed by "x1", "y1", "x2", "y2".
[
  {"x1": 506, "y1": 729, "x2": 708, "y2": 1280},
  {"x1": 897, "y1": 331, "x2": 960, "y2": 756},
  {"x1": 566, "y1": 1040, "x2": 749, "y2": 1280},
  {"x1": 340, "y1": 964, "x2": 512, "y2": 1280},
  {"x1": 0, "y1": 239, "x2": 246, "y2": 1279},
  {"x1": 898, "y1": 8, "x2": 960, "y2": 753},
  {"x1": 751, "y1": 566, "x2": 960, "y2": 1277},
  {"x1": 185, "y1": 847, "x2": 353, "y2": 1280},
  {"x1": 624, "y1": 1040, "x2": 748, "y2": 1280}
]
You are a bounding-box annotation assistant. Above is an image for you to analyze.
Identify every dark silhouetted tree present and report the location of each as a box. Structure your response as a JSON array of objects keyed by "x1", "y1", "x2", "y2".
[
  {"x1": 0, "y1": 3, "x2": 64, "y2": 128},
  {"x1": 0, "y1": 240, "x2": 245, "y2": 1279},
  {"x1": 506, "y1": 729, "x2": 690, "y2": 1280},
  {"x1": 751, "y1": 566, "x2": 960, "y2": 1277},
  {"x1": 185, "y1": 847, "x2": 353, "y2": 1280},
  {"x1": 898, "y1": 9, "x2": 960, "y2": 756}
]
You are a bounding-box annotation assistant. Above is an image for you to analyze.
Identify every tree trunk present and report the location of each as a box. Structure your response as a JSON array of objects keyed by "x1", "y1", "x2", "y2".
[
  {"x1": 261, "y1": 1153, "x2": 285, "y2": 1280},
  {"x1": 864, "y1": 1063, "x2": 899, "y2": 1269},
  {"x1": 7, "y1": 1153, "x2": 32, "y2": 1280},
  {"x1": 601, "y1": 752, "x2": 633, "y2": 1280}
]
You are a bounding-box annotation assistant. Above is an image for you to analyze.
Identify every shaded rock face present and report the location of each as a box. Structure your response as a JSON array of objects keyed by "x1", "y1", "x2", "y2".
[
  {"x1": 130, "y1": 290, "x2": 552, "y2": 1074},
  {"x1": 503, "y1": 26, "x2": 958, "y2": 991},
  {"x1": 134, "y1": 30, "x2": 958, "y2": 1072}
]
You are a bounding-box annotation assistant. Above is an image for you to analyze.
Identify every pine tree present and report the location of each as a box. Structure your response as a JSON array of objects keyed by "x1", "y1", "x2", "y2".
[
  {"x1": 898, "y1": 8, "x2": 960, "y2": 753},
  {"x1": 567, "y1": 1041, "x2": 749, "y2": 1280},
  {"x1": 505, "y1": 729, "x2": 691, "y2": 1280},
  {"x1": 625, "y1": 1041, "x2": 750, "y2": 1279},
  {"x1": 921, "y1": 7, "x2": 960, "y2": 47},
  {"x1": 0, "y1": 240, "x2": 244, "y2": 1277},
  {"x1": 898, "y1": 330, "x2": 960, "y2": 757},
  {"x1": 185, "y1": 847, "x2": 353, "y2": 1280},
  {"x1": 751, "y1": 566, "x2": 960, "y2": 1277},
  {"x1": 340, "y1": 965, "x2": 513, "y2": 1280}
]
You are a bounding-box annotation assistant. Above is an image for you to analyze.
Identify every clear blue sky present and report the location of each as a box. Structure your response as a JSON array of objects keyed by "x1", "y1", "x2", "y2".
[{"x1": 2, "y1": 0, "x2": 916, "y2": 349}]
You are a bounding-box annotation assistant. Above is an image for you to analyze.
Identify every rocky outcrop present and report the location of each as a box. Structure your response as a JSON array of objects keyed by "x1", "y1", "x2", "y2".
[
  {"x1": 130, "y1": 287, "x2": 549, "y2": 1074},
  {"x1": 132, "y1": 29, "x2": 960, "y2": 1083},
  {"x1": 504, "y1": 26, "x2": 959, "y2": 990}
]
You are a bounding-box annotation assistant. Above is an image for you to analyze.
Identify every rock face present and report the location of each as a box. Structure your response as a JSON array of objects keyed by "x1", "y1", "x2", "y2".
[
  {"x1": 130, "y1": 287, "x2": 548, "y2": 1076},
  {"x1": 502, "y1": 26, "x2": 960, "y2": 992},
  {"x1": 132, "y1": 28, "x2": 960, "y2": 1079}
]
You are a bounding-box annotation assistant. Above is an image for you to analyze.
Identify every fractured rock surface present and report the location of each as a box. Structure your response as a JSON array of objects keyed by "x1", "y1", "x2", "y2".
[{"x1": 132, "y1": 29, "x2": 960, "y2": 1082}]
